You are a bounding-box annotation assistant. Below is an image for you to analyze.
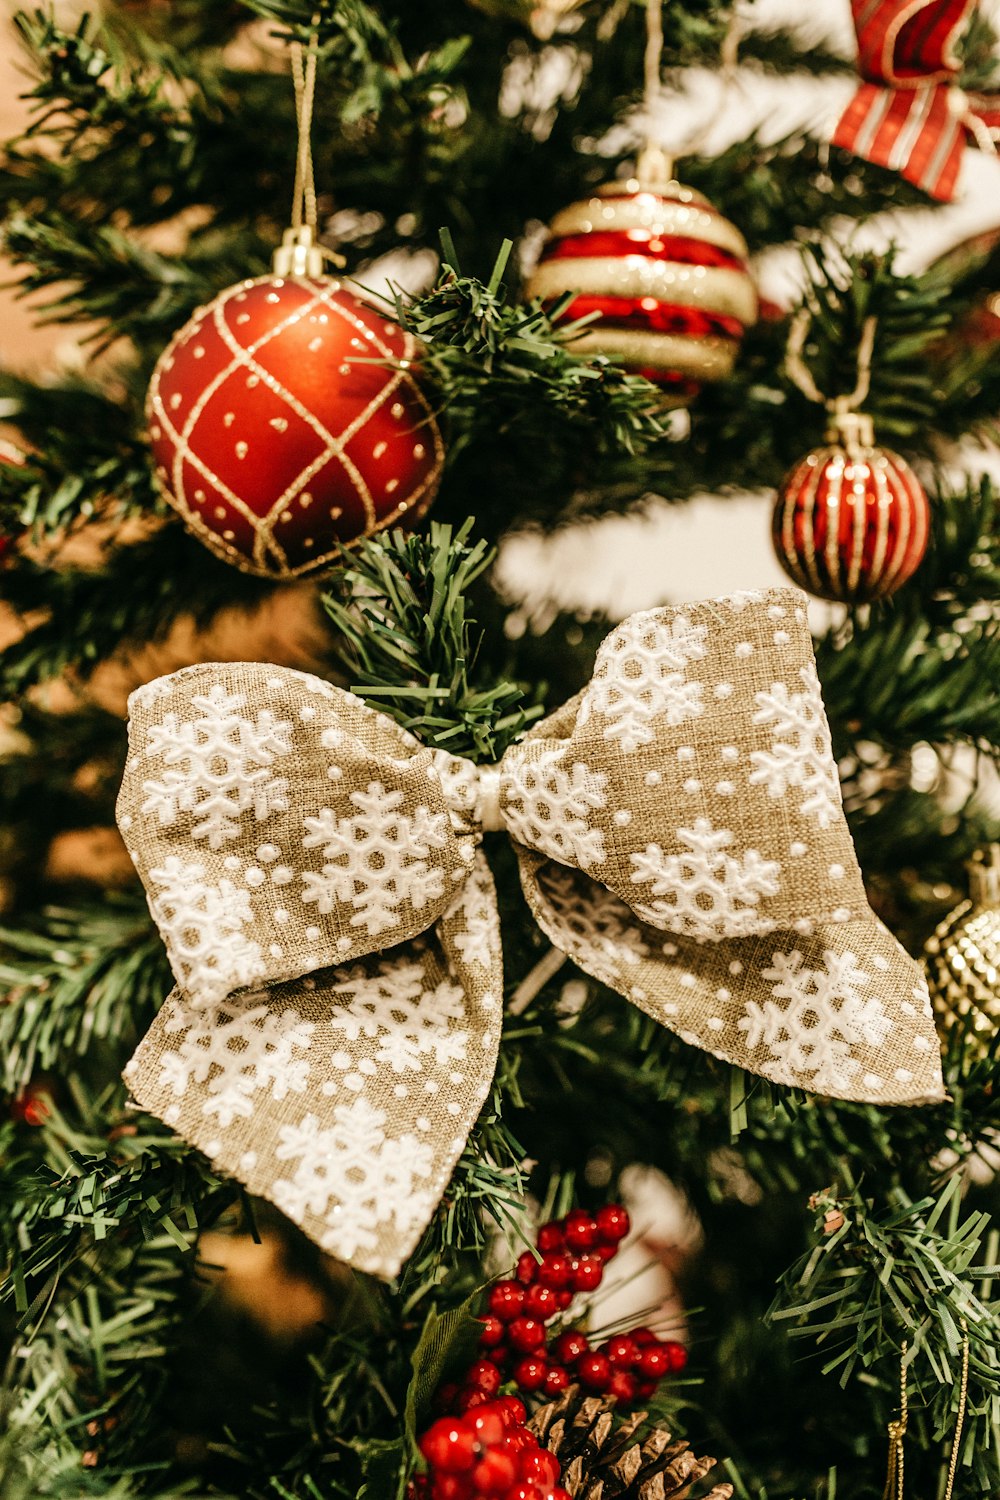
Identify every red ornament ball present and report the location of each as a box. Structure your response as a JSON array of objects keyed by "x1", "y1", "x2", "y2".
[
  {"x1": 524, "y1": 173, "x2": 757, "y2": 405},
  {"x1": 773, "y1": 423, "x2": 929, "y2": 603},
  {"x1": 146, "y1": 274, "x2": 444, "y2": 578}
]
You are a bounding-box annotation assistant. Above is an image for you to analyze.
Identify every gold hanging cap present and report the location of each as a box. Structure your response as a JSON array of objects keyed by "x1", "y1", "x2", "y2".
[
  {"x1": 272, "y1": 224, "x2": 325, "y2": 278},
  {"x1": 634, "y1": 143, "x2": 676, "y2": 186},
  {"x1": 968, "y1": 843, "x2": 1000, "y2": 907},
  {"x1": 826, "y1": 407, "x2": 876, "y2": 450}
]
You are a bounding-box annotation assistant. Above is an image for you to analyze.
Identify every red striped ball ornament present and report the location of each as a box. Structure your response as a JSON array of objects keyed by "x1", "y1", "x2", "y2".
[
  {"x1": 772, "y1": 416, "x2": 929, "y2": 603},
  {"x1": 524, "y1": 172, "x2": 757, "y2": 404}
]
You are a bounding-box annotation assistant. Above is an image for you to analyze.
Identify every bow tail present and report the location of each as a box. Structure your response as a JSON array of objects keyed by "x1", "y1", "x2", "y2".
[
  {"x1": 832, "y1": 81, "x2": 967, "y2": 199},
  {"x1": 124, "y1": 852, "x2": 504, "y2": 1279},
  {"x1": 518, "y1": 855, "x2": 946, "y2": 1106}
]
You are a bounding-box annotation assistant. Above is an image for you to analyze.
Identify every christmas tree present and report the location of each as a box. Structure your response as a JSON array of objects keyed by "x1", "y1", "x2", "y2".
[{"x1": 2, "y1": 1, "x2": 1000, "y2": 1496}]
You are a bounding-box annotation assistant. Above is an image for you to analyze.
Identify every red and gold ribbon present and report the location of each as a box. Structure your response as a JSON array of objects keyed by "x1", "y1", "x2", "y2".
[{"x1": 833, "y1": 0, "x2": 1000, "y2": 201}]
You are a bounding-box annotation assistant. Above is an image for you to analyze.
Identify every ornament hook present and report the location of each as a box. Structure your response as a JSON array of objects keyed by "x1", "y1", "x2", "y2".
[{"x1": 785, "y1": 306, "x2": 878, "y2": 453}]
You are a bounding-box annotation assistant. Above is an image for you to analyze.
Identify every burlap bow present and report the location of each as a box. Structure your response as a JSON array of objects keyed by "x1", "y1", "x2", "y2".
[
  {"x1": 832, "y1": 0, "x2": 1000, "y2": 202},
  {"x1": 117, "y1": 587, "x2": 944, "y2": 1277}
]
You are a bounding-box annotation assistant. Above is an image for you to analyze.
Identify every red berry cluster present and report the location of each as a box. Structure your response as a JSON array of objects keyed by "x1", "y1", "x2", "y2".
[
  {"x1": 439, "y1": 1204, "x2": 681, "y2": 1409},
  {"x1": 547, "y1": 1325, "x2": 687, "y2": 1404},
  {"x1": 478, "y1": 1205, "x2": 629, "y2": 1399},
  {"x1": 416, "y1": 1396, "x2": 569, "y2": 1500}
]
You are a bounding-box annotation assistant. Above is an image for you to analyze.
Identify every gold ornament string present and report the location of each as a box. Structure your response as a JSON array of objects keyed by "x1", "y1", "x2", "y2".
[
  {"x1": 784, "y1": 306, "x2": 877, "y2": 446},
  {"x1": 882, "y1": 1342, "x2": 909, "y2": 1500},
  {"x1": 637, "y1": 0, "x2": 672, "y2": 181},
  {"x1": 276, "y1": 21, "x2": 344, "y2": 275},
  {"x1": 637, "y1": 6, "x2": 743, "y2": 182},
  {"x1": 785, "y1": 307, "x2": 876, "y2": 414},
  {"x1": 881, "y1": 1324, "x2": 971, "y2": 1500},
  {"x1": 290, "y1": 26, "x2": 320, "y2": 235},
  {"x1": 720, "y1": 11, "x2": 744, "y2": 80},
  {"x1": 643, "y1": 0, "x2": 664, "y2": 137},
  {"x1": 943, "y1": 1322, "x2": 970, "y2": 1500}
]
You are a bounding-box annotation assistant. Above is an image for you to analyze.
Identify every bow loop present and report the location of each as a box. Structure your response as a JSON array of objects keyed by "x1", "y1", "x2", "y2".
[
  {"x1": 502, "y1": 595, "x2": 868, "y2": 941},
  {"x1": 117, "y1": 587, "x2": 945, "y2": 1280},
  {"x1": 119, "y1": 663, "x2": 480, "y2": 1007},
  {"x1": 832, "y1": 0, "x2": 999, "y2": 202}
]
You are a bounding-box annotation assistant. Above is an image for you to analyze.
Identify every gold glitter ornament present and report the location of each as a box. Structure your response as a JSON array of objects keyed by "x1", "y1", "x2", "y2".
[{"x1": 923, "y1": 846, "x2": 1000, "y2": 1056}]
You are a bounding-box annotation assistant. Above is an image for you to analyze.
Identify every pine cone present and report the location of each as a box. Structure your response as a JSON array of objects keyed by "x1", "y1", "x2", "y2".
[{"x1": 529, "y1": 1386, "x2": 733, "y2": 1500}]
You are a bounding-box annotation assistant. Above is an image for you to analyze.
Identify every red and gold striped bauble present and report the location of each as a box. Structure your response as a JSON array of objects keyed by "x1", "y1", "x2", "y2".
[
  {"x1": 772, "y1": 417, "x2": 929, "y2": 603},
  {"x1": 523, "y1": 172, "x2": 757, "y2": 404}
]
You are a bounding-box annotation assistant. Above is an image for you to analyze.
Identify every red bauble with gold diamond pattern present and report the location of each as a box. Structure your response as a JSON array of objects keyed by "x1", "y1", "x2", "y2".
[
  {"x1": 146, "y1": 273, "x2": 444, "y2": 579},
  {"x1": 524, "y1": 172, "x2": 757, "y2": 406},
  {"x1": 772, "y1": 416, "x2": 929, "y2": 603}
]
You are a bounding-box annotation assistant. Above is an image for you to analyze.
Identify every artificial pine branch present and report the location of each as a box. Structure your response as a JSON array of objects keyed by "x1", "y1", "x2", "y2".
[
  {"x1": 817, "y1": 480, "x2": 1000, "y2": 759},
  {"x1": 394, "y1": 238, "x2": 672, "y2": 459},
  {"x1": 2, "y1": 211, "x2": 251, "y2": 347},
  {"x1": 0, "y1": 898, "x2": 167, "y2": 1097},
  {"x1": 0, "y1": 1118, "x2": 241, "y2": 1316},
  {"x1": 324, "y1": 519, "x2": 541, "y2": 759},
  {"x1": 770, "y1": 1178, "x2": 1000, "y2": 1492},
  {"x1": 0, "y1": 527, "x2": 274, "y2": 695},
  {"x1": 0, "y1": 374, "x2": 155, "y2": 538}
]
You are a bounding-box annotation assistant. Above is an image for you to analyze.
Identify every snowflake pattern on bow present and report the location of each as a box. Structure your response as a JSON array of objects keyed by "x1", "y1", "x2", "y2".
[
  {"x1": 272, "y1": 1100, "x2": 436, "y2": 1263},
  {"x1": 738, "y1": 948, "x2": 893, "y2": 1093},
  {"x1": 301, "y1": 782, "x2": 450, "y2": 935},
  {"x1": 503, "y1": 751, "x2": 607, "y2": 868},
  {"x1": 629, "y1": 819, "x2": 781, "y2": 939},
  {"x1": 148, "y1": 856, "x2": 264, "y2": 1000},
  {"x1": 536, "y1": 866, "x2": 650, "y2": 990},
  {"x1": 749, "y1": 665, "x2": 841, "y2": 828},
  {"x1": 328, "y1": 959, "x2": 469, "y2": 1073},
  {"x1": 141, "y1": 684, "x2": 292, "y2": 849},
  {"x1": 581, "y1": 611, "x2": 707, "y2": 752},
  {"x1": 156, "y1": 990, "x2": 314, "y2": 1127},
  {"x1": 445, "y1": 854, "x2": 500, "y2": 972}
]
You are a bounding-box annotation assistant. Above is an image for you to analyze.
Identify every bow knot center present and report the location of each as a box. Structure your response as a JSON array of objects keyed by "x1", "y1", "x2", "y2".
[
  {"x1": 431, "y1": 750, "x2": 507, "y2": 833},
  {"x1": 476, "y1": 765, "x2": 505, "y2": 832}
]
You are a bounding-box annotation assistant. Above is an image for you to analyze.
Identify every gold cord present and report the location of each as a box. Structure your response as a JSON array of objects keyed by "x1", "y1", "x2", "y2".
[
  {"x1": 942, "y1": 1323, "x2": 970, "y2": 1500},
  {"x1": 882, "y1": 1342, "x2": 909, "y2": 1500},
  {"x1": 290, "y1": 24, "x2": 320, "y2": 233},
  {"x1": 643, "y1": 0, "x2": 664, "y2": 150},
  {"x1": 784, "y1": 306, "x2": 877, "y2": 415},
  {"x1": 720, "y1": 12, "x2": 743, "y2": 80},
  {"x1": 882, "y1": 1325, "x2": 971, "y2": 1500}
]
